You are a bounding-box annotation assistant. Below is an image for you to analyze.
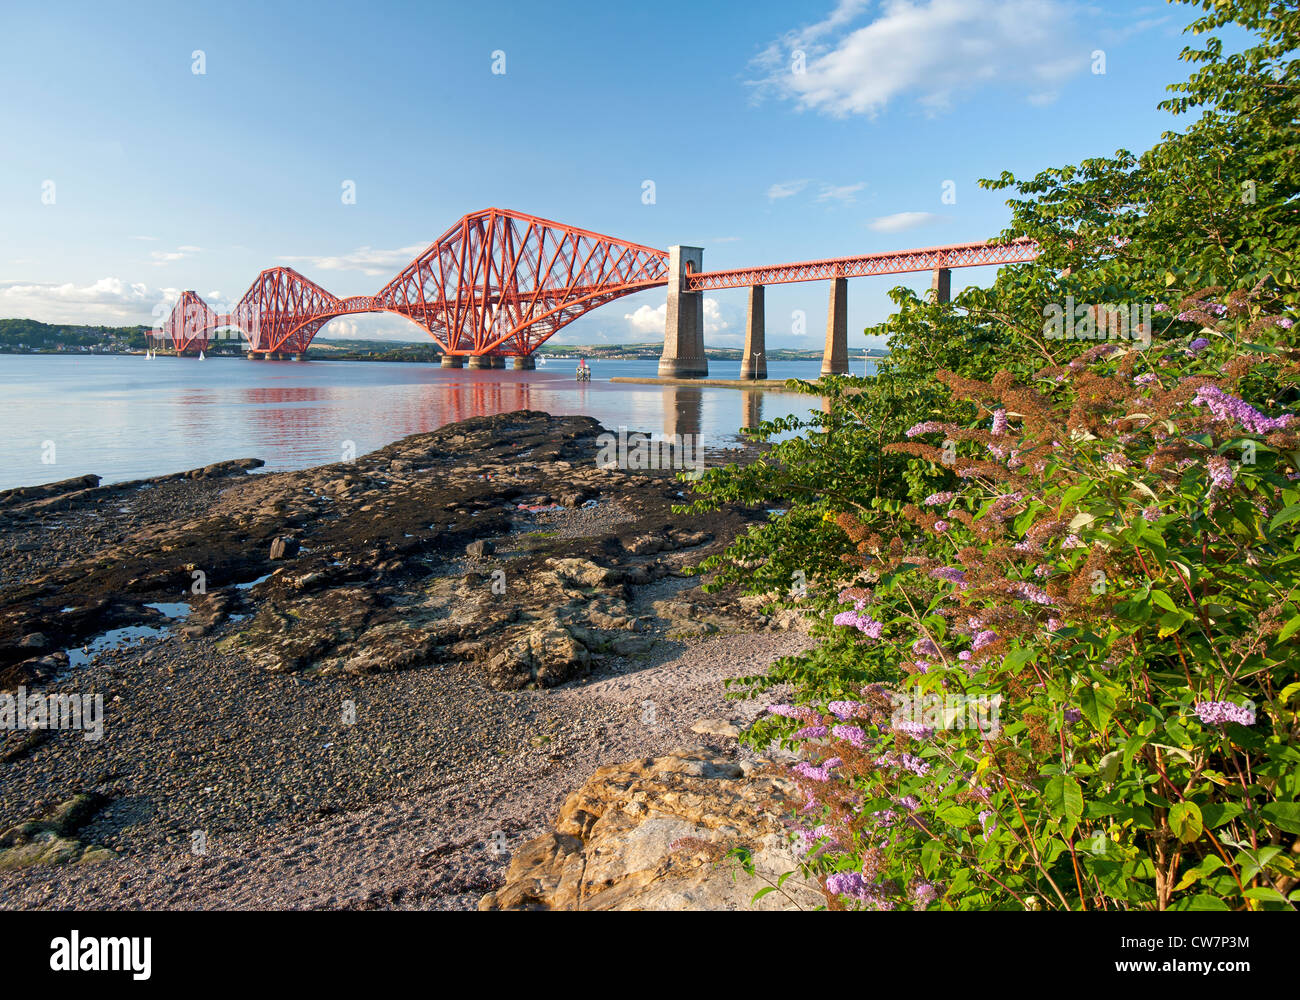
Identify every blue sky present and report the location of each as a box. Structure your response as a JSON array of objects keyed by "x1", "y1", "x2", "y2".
[{"x1": 0, "y1": 0, "x2": 1208, "y2": 350}]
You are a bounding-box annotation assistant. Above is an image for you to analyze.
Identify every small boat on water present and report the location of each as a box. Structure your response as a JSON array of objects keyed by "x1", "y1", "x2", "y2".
[{"x1": 198, "y1": 350, "x2": 205, "y2": 361}]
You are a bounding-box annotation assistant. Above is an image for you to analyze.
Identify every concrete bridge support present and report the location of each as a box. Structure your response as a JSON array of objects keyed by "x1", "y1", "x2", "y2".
[
  {"x1": 440, "y1": 354, "x2": 464, "y2": 368},
  {"x1": 511, "y1": 355, "x2": 536, "y2": 370},
  {"x1": 467, "y1": 355, "x2": 492, "y2": 369},
  {"x1": 247, "y1": 352, "x2": 264, "y2": 360},
  {"x1": 740, "y1": 285, "x2": 767, "y2": 379},
  {"x1": 658, "y1": 246, "x2": 708, "y2": 379},
  {"x1": 932, "y1": 267, "x2": 951, "y2": 304},
  {"x1": 490, "y1": 355, "x2": 506, "y2": 369},
  {"x1": 820, "y1": 277, "x2": 848, "y2": 376}
]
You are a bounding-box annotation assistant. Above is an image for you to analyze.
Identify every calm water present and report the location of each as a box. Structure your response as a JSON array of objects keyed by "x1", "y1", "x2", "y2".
[{"x1": 0, "y1": 354, "x2": 867, "y2": 491}]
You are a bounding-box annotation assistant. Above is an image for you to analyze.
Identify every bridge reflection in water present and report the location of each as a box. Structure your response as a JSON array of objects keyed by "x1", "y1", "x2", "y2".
[
  {"x1": 171, "y1": 362, "x2": 805, "y2": 479},
  {"x1": 0, "y1": 355, "x2": 826, "y2": 492}
]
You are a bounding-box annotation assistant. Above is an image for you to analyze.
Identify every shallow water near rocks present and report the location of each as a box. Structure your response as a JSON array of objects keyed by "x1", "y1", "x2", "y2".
[
  {"x1": 64, "y1": 625, "x2": 170, "y2": 668},
  {"x1": 0, "y1": 354, "x2": 848, "y2": 491}
]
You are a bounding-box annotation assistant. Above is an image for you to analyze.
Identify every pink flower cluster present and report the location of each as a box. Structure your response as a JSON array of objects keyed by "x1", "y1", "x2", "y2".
[
  {"x1": 831, "y1": 724, "x2": 868, "y2": 748},
  {"x1": 832, "y1": 609, "x2": 884, "y2": 637},
  {"x1": 1192, "y1": 384, "x2": 1295, "y2": 435},
  {"x1": 1193, "y1": 700, "x2": 1255, "y2": 727},
  {"x1": 793, "y1": 757, "x2": 843, "y2": 782},
  {"x1": 825, "y1": 871, "x2": 895, "y2": 909}
]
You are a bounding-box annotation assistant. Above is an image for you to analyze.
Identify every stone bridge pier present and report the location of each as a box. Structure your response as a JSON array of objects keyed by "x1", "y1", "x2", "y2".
[
  {"x1": 740, "y1": 285, "x2": 767, "y2": 379},
  {"x1": 657, "y1": 246, "x2": 708, "y2": 378}
]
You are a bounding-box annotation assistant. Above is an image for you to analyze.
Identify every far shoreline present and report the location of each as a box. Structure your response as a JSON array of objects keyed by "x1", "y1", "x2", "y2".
[{"x1": 0, "y1": 347, "x2": 876, "y2": 365}]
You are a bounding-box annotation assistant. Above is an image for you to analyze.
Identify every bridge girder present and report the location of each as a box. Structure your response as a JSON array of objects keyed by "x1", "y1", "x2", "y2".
[{"x1": 154, "y1": 210, "x2": 1040, "y2": 358}]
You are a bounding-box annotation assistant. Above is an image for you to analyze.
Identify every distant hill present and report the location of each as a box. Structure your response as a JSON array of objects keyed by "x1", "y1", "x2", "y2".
[
  {"x1": 0, "y1": 318, "x2": 151, "y2": 352},
  {"x1": 0, "y1": 319, "x2": 889, "y2": 362}
]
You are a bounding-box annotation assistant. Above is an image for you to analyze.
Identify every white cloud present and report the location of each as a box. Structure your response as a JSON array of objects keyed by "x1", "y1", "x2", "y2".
[
  {"x1": 868, "y1": 211, "x2": 945, "y2": 233},
  {"x1": 278, "y1": 245, "x2": 425, "y2": 278},
  {"x1": 0, "y1": 277, "x2": 179, "y2": 325},
  {"x1": 314, "y1": 314, "x2": 432, "y2": 342},
  {"x1": 625, "y1": 303, "x2": 667, "y2": 334},
  {"x1": 1098, "y1": 14, "x2": 1171, "y2": 44},
  {"x1": 767, "y1": 179, "x2": 810, "y2": 200},
  {"x1": 817, "y1": 181, "x2": 866, "y2": 203},
  {"x1": 624, "y1": 298, "x2": 730, "y2": 336},
  {"x1": 150, "y1": 245, "x2": 203, "y2": 265},
  {"x1": 752, "y1": 0, "x2": 1088, "y2": 118}
]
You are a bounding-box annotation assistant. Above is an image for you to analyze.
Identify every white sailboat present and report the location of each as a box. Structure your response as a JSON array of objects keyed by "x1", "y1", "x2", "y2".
[{"x1": 198, "y1": 350, "x2": 205, "y2": 361}]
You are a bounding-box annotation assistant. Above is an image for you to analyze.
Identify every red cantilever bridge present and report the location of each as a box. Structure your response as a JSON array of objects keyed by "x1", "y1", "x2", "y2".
[{"x1": 155, "y1": 207, "x2": 1039, "y2": 373}]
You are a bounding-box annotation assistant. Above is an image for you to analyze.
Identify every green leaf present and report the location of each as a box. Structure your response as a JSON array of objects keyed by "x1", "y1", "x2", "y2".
[
  {"x1": 937, "y1": 804, "x2": 975, "y2": 828},
  {"x1": 1261, "y1": 802, "x2": 1300, "y2": 834},
  {"x1": 1150, "y1": 590, "x2": 1178, "y2": 613},
  {"x1": 1169, "y1": 801, "x2": 1203, "y2": 844},
  {"x1": 1243, "y1": 887, "x2": 1288, "y2": 904},
  {"x1": 1098, "y1": 750, "x2": 1122, "y2": 783},
  {"x1": 1157, "y1": 611, "x2": 1189, "y2": 637},
  {"x1": 1237, "y1": 846, "x2": 1283, "y2": 883},
  {"x1": 1270, "y1": 505, "x2": 1300, "y2": 532},
  {"x1": 1078, "y1": 684, "x2": 1117, "y2": 731},
  {"x1": 1057, "y1": 484, "x2": 1091, "y2": 515},
  {"x1": 921, "y1": 838, "x2": 944, "y2": 877},
  {"x1": 1279, "y1": 615, "x2": 1300, "y2": 642},
  {"x1": 1172, "y1": 894, "x2": 1231, "y2": 911},
  {"x1": 1043, "y1": 775, "x2": 1084, "y2": 837},
  {"x1": 1201, "y1": 802, "x2": 1243, "y2": 828}
]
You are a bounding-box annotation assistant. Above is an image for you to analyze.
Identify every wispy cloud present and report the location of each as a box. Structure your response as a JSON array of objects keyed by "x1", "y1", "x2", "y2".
[
  {"x1": 816, "y1": 182, "x2": 867, "y2": 204},
  {"x1": 751, "y1": 0, "x2": 1090, "y2": 118},
  {"x1": 150, "y1": 245, "x2": 203, "y2": 265},
  {"x1": 767, "y1": 179, "x2": 810, "y2": 200},
  {"x1": 277, "y1": 245, "x2": 425, "y2": 278},
  {"x1": 1098, "y1": 14, "x2": 1171, "y2": 44},
  {"x1": 868, "y1": 211, "x2": 945, "y2": 233}
]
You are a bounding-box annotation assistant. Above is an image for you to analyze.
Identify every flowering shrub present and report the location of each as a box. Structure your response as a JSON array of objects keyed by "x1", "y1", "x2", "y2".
[
  {"x1": 679, "y1": 0, "x2": 1298, "y2": 911},
  {"x1": 767, "y1": 303, "x2": 1300, "y2": 910}
]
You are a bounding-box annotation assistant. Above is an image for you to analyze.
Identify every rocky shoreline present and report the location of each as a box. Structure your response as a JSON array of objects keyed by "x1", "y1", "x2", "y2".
[{"x1": 0, "y1": 411, "x2": 810, "y2": 909}]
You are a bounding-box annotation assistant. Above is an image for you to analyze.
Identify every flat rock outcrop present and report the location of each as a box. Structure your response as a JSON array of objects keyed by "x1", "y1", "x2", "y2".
[
  {"x1": 479, "y1": 747, "x2": 820, "y2": 911},
  {"x1": 0, "y1": 411, "x2": 791, "y2": 694}
]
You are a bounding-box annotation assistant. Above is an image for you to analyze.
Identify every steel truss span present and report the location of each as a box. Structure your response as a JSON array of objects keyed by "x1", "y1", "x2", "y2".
[
  {"x1": 154, "y1": 209, "x2": 1040, "y2": 356},
  {"x1": 156, "y1": 208, "x2": 671, "y2": 357},
  {"x1": 683, "y1": 239, "x2": 1041, "y2": 291}
]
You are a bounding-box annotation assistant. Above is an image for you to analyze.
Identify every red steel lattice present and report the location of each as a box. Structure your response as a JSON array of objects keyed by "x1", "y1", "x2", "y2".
[
  {"x1": 158, "y1": 290, "x2": 223, "y2": 354},
  {"x1": 158, "y1": 209, "x2": 670, "y2": 357},
  {"x1": 684, "y1": 238, "x2": 1041, "y2": 291},
  {"x1": 155, "y1": 210, "x2": 1039, "y2": 356},
  {"x1": 374, "y1": 208, "x2": 670, "y2": 356}
]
